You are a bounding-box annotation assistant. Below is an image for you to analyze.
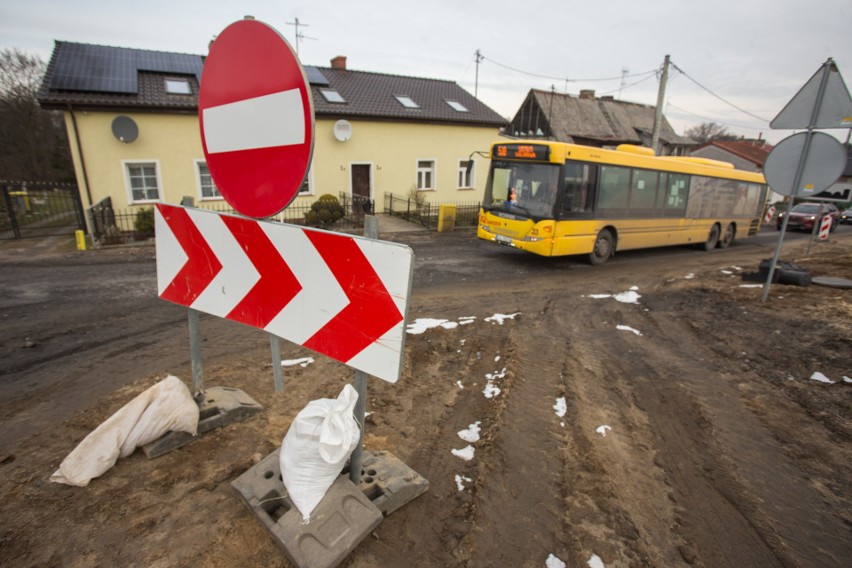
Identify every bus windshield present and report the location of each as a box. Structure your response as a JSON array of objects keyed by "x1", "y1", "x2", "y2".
[{"x1": 484, "y1": 161, "x2": 560, "y2": 219}]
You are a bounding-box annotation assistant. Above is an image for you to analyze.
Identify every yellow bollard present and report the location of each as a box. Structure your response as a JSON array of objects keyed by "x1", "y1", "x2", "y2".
[
  {"x1": 75, "y1": 230, "x2": 87, "y2": 251},
  {"x1": 437, "y1": 204, "x2": 457, "y2": 233}
]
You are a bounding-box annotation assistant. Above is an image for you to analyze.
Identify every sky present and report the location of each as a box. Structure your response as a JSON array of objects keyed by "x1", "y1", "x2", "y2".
[{"x1": 2, "y1": 0, "x2": 851, "y2": 145}]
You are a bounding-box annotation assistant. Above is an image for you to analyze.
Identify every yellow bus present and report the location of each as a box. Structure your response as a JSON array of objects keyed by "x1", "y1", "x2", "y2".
[{"x1": 477, "y1": 141, "x2": 768, "y2": 264}]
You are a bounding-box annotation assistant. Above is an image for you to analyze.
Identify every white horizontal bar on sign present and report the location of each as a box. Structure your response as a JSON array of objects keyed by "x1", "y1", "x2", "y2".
[{"x1": 203, "y1": 89, "x2": 305, "y2": 153}]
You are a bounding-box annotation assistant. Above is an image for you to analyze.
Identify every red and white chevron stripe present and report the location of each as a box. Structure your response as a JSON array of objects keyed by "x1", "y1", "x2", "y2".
[{"x1": 154, "y1": 204, "x2": 412, "y2": 383}]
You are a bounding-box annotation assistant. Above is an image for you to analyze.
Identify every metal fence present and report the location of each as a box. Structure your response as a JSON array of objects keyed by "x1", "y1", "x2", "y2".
[
  {"x1": 383, "y1": 193, "x2": 481, "y2": 229},
  {"x1": 86, "y1": 194, "x2": 374, "y2": 246},
  {"x1": 0, "y1": 181, "x2": 86, "y2": 240}
]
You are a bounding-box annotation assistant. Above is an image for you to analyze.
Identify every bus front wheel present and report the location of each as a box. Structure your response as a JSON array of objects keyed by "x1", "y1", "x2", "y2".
[
  {"x1": 589, "y1": 229, "x2": 614, "y2": 265},
  {"x1": 717, "y1": 223, "x2": 735, "y2": 249},
  {"x1": 703, "y1": 224, "x2": 720, "y2": 251}
]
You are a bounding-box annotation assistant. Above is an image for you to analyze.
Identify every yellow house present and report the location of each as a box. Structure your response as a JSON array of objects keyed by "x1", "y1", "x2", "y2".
[{"x1": 38, "y1": 42, "x2": 507, "y2": 230}]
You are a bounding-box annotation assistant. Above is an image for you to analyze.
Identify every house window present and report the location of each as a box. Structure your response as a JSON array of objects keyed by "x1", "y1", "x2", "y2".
[
  {"x1": 458, "y1": 159, "x2": 474, "y2": 189},
  {"x1": 299, "y1": 168, "x2": 313, "y2": 195},
  {"x1": 446, "y1": 100, "x2": 469, "y2": 112},
  {"x1": 124, "y1": 161, "x2": 161, "y2": 203},
  {"x1": 164, "y1": 78, "x2": 191, "y2": 95},
  {"x1": 196, "y1": 161, "x2": 220, "y2": 199},
  {"x1": 320, "y1": 89, "x2": 346, "y2": 103},
  {"x1": 395, "y1": 95, "x2": 420, "y2": 109},
  {"x1": 416, "y1": 159, "x2": 435, "y2": 190}
]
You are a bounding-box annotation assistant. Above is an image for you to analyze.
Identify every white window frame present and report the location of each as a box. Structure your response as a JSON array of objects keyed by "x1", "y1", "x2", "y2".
[
  {"x1": 298, "y1": 167, "x2": 314, "y2": 196},
  {"x1": 164, "y1": 77, "x2": 191, "y2": 95},
  {"x1": 320, "y1": 89, "x2": 346, "y2": 103},
  {"x1": 194, "y1": 160, "x2": 221, "y2": 201},
  {"x1": 123, "y1": 160, "x2": 163, "y2": 204},
  {"x1": 446, "y1": 100, "x2": 469, "y2": 112},
  {"x1": 416, "y1": 159, "x2": 436, "y2": 191},
  {"x1": 457, "y1": 159, "x2": 475, "y2": 190},
  {"x1": 395, "y1": 94, "x2": 420, "y2": 109}
]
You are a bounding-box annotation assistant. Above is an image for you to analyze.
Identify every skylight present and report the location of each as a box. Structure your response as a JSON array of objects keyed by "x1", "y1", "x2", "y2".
[
  {"x1": 446, "y1": 100, "x2": 469, "y2": 112},
  {"x1": 394, "y1": 95, "x2": 420, "y2": 109},
  {"x1": 321, "y1": 89, "x2": 346, "y2": 103},
  {"x1": 164, "y1": 78, "x2": 191, "y2": 95}
]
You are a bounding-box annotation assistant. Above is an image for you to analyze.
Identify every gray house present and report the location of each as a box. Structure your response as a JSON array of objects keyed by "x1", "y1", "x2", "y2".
[{"x1": 507, "y1": 89, "x2": 694, "y2": 155}]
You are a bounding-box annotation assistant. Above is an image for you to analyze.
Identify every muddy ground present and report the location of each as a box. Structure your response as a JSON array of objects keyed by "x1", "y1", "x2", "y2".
[{"x1": 1, "y1": 231, "x2": 850, "y2": 567}]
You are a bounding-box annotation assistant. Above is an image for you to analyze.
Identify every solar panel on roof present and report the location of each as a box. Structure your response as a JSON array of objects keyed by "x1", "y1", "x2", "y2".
[
  {"x1": 49, "y1": 43, "x2": 203, "y2": 94},
  {"x1": 304, "y1": 66, "x2": 330, "y2": 86}
]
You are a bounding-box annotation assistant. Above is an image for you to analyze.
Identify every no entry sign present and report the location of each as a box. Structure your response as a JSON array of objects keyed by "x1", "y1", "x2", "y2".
[{"x1": 199, "y1": 19, "x2": 314, "y2": 219}]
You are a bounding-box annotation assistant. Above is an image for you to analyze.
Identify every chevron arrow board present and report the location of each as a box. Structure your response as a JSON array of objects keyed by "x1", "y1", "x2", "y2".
[{"x1": 154, "y1": 204, "x2": 413, "y2": 383}]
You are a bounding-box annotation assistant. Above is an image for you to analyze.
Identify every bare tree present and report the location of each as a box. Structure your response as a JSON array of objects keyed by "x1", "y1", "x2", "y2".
[
  {"x1": 0, "y1": 48, "x2": 73, "y2": 181},
  {"x1": 683, "y1": 122, "x2": 738, "y2": 145}
]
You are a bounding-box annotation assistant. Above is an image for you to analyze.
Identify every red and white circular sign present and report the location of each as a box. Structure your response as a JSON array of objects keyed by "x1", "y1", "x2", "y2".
[{"x1": 199, "y1": 19, "x2": 314, "y2": 219}]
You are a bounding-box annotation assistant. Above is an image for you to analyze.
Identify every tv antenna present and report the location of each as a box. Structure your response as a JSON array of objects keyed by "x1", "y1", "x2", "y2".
[{"x1": 285, "y1": 17, "x2": 317, "y2": 55}]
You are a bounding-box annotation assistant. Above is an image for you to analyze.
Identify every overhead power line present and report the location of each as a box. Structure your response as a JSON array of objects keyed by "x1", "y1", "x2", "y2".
[
  {"x1": 481, "y1": 53, "x2": 656, "y2": 83},
  {"x1": 669, "y1": 61, "x2": 771, "y2": 123}
]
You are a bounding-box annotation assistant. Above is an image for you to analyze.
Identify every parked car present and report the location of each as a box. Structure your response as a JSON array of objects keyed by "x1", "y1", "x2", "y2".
[
  {"x1": 841, "y1": 208, "x2": 852, "y2": 225},
  {"x1": 777, "y1": 202, "x2": 840, "y2": 232}
]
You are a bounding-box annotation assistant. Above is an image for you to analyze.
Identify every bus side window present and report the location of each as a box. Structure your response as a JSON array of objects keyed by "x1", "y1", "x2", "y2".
[
  {"x1": 560, "y1": 163, "x2": 596, "y2": 217},
  {"x1": 665, "y1": 173, "x2": 689, "y2": 216}
]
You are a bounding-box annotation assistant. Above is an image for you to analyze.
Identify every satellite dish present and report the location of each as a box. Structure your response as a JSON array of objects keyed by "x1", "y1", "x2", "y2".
[
  {"x1": 333, "y1": 119, "x2": 352, "y2": 142},
  {"x1": 111, "y1": 116, "x2": 138, "y2": 143}
]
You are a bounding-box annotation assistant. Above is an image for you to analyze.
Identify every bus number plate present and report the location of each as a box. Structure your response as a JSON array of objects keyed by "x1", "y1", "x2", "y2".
[{"x1": 495, "y1": 234, "x2": 513, "y2": 246}]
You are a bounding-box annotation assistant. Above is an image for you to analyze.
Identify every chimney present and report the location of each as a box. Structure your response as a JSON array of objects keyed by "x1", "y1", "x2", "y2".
[
  {"x1": 579, "y1": 89, "x2": 595, "y2": 100},
  {"x1": 331, "y1": 56, "x2": 347, "y2": 70}
]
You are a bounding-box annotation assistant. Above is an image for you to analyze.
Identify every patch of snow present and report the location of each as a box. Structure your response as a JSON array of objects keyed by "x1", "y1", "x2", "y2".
[
  {"x1": 546, "y1": 553, "x2": 566, "y2": 568},
  {"x1": 844, "y1": 376, "x2": 851, "y2": 384},
  {"x1": 810, "y1": 372, "x2": 835, "y2": 384},
  {"x1": 452, "y1": 445, "x2": 475, "y2": 461},
  {"x1": 588, "y1": 554, "x2": 605, "y2": 568},
  {"x1": 458, "y1": 421, "x2": 482, "y2": 443},
  {"x1": 553, "y1": 397, "x2": 567, "y2": 418},
  {"x1": 684, "y1": 273, "x2": 695, "y2": 279},
  {"x1": 613, "y1": 290, "x2": 641, "y2": 304},
  {"x1": 455, "y1": 474, "x2": 472, "y2": 491},
  {"x1": 483, "y1": 368, "x2": 506, "y2": 399},
  {"x1": 739, "y1": 284, "x2": 763, "y2": 288},
  {"x1": 485, "y1": 312, "x2": 521, "y2": 325},
  {"x1": 406, "y1": 318, "x2": 450, "y2": 334},
  {"x1": 588, "y1": 293, "x2": 612, "y2": 299},
  {"x1": 721, "y1": 269, "x2": 733, "y2": 275},
  {"x1": 459, "y1": 316, "x2": 477, "y2": 325},
  {"x1": 281, "y1": 357, "x2": 315, "y2": 368},
  {"x1": 455, "y1": 380, "x2": 464, "y2": 389},
  {"x1": 616, "y1": 324, "x2": 642, "y2": 336},
  {"x1": 596, "y1": 425, "x2": 612, "y2": 437},
  {"x1": 495, "y1": 355, "x2": 501, "y2": 362}
]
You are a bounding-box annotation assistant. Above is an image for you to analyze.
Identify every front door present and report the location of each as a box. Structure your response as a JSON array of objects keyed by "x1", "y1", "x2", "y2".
[
  {"x1": 351, "y1": 164, "x2": 371, "y2": 200},
  {"x1": 351, "y1": 163, "x2": 372, "y2": 214}
]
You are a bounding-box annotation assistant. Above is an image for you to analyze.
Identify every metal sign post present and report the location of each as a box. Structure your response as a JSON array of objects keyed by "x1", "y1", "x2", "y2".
[{"x1": 761, "y1": 58, "x2": 852, "y2": 303}]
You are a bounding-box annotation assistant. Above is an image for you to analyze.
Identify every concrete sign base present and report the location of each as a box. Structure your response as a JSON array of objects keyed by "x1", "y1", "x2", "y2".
[
  {"x1": 142, "y1": 386, "x2": 264, "y2": 458},
  {"x1": 231, "y1": 449, "x2": 429, "y2": 567},
  {"x1": 348, "y1": 450, "x2": 430, "y2": 516},
  {"x1": 232, "y1": 449, "x2": 382, "y2": 568}
]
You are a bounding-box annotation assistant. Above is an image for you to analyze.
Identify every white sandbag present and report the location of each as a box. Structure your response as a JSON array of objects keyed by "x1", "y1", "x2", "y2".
[
  {"x1": 279, "y1": 384, "x2": 360, "y2": 522},
  {"x1": 50, "y1": 375, "x2": 199, "y2": 487}
]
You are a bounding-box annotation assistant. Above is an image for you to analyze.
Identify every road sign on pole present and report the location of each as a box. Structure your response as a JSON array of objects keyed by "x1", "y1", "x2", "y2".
[
  {"x1": 761, "y1": 58, "x2": 852, "y2": 303},
  {"x1": 155, "y1": 204, "x2": 413, "y2": 384},
  {"x1": 199, "y1": 19, "x2": 314, "y2": 219}
]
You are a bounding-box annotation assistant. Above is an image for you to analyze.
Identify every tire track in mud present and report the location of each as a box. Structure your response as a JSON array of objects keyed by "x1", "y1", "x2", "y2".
[
  {"x1": 568, "y1": 289, "x2": 788, "y2": 567},
  {"x1": 462, "y1": 301, "x2": 572, "y2": 567},
  {"x1": 635, "y1": 290, "x2": 851, "y2": 568}
]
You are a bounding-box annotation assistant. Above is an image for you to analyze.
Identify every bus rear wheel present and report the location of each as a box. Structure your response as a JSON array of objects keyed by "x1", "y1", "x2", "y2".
[
  {"x1": 589, "y1": 229, "x2": 614, "y2": 265},
  {"x1": 718, "y1": 223, "x2": 735, "y2": 249},
  {"x1": 703, "y1": 224, "x2": 720, "y2": 251}
]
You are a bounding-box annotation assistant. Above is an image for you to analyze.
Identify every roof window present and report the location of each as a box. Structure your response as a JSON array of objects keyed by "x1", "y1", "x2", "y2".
[
  {"x1": 394, "y1": 95, "x2": 420, "y2": 109},
  {"x1": 446, "y1": 100, "x2": 469, "y2": 112},
  {"x1": 320, "y1": 89, "x2": 346, "y2": 103},
  {"x1": 164, "y1": 78, "x2": 191, "y2": 95}
]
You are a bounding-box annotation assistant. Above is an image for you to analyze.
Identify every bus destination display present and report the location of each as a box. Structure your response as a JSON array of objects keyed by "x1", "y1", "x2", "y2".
[{"x1": 493, "y1": 144, "x2": 550, "y2": 161}]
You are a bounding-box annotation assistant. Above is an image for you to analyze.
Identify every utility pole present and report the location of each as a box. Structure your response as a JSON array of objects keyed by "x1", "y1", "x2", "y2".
[
  {"x1": 618, "y1": 67, "x2": 629, "y2": 99},
  {"x1": 474, "y1": 49, "x2": 484, "y2": 98},
  {"x1": 650, "y1": 55, "x2": 670, "y2": 155}
]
